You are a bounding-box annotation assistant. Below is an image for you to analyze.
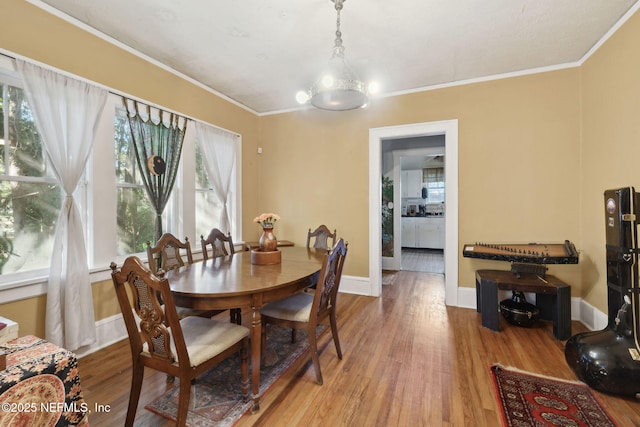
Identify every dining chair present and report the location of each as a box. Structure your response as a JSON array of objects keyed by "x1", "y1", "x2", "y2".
[
  {"x1": 201, "y1": 228, "x2": 235, "y2": 260},
  {"x1": 146, "y1": 233, "x2": 193, "y2": 274},
  {"x1": 146, "y1": 233, "x2": 222, "y2": 320},
  {"x1": 201, "y1": 228, "x2": 242, "y2": 324},
  {"x1": 110, "y1": 256, "x2": 249, "y2": 427},
  {"x1": 306, "y1": 224, "x2": 337, "y2": 250},
  {"x1": 260, "y1": 238, "x2": 348, "y2": 385},
  {"x1": 304, "y1": 225, "x2": 337, "y2": 296}
]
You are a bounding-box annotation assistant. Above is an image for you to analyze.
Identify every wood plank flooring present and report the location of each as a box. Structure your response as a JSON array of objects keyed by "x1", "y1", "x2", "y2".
[{"x1": 78, "y1": 271, "x2": 640, "y2": 426}]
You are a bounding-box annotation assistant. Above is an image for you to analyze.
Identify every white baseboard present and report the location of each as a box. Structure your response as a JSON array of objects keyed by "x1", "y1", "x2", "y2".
[
  {"x1": 340, "y1": 275, "x2": 373, "y2": 296},
  {"x1": 75, "y1": 313, "x2": 127, "y2": 359},
  {"x1": 575, "y1": 298, "x2": 609, "y2": 331},
  {"x1": 457, "y1": 286, "x2": 477, "y2": 309}
]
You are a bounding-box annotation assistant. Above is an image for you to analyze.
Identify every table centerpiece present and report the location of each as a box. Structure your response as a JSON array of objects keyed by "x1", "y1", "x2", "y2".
[{"x1": 251, "y1": 213, "x2": 281, "y2": 264}]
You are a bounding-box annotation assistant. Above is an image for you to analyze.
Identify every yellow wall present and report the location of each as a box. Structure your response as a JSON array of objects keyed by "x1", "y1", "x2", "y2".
[
  {"x1": 580, "y1": 11, "x2": 640, "y2": 307},
  {"x1": 259, "y1": 70, "x2": 582, "y2": 286},
  {"x1": 1, "y1": 0, "x2": 639, "y2": 338}
]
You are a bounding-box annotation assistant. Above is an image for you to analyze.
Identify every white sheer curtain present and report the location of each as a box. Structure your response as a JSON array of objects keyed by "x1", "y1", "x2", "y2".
[
  {"x1": 17, "y1": 60, "x2": 107, "y2": 350},
  {"x1": 195, "y1": 122, "x2": 238, "y2": 233}
]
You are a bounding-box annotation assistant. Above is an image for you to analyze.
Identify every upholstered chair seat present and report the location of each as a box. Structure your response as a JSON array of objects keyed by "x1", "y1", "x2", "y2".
[
  {"x1": 142, "y1": 315, "x2": 249, "y2": 367},
  {"x1": 260, "y1": 293, "x2": 314, "y2": 323}
]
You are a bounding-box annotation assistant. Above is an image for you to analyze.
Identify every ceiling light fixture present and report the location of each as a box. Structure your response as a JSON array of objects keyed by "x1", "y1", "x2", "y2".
[{"x1": 296, "y1": 0, "x2": 377, "y2": 111}]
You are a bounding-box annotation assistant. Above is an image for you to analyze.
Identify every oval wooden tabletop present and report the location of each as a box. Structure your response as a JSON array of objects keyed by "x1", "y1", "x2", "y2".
[{"x1": 166, "y1": 246, "x2": 326, "y2": 298}]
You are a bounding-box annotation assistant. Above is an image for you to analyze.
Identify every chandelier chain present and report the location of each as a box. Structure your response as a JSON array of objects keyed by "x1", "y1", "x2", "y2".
[{"x1": 334, "y1": 1, "x2": 343, "y2": 54}]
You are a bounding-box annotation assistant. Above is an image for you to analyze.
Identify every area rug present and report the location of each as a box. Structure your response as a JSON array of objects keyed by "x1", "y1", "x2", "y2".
[
  {"x1": 490, "y1": 364, "x2": 618, "y2": 427},
  {"x1": 146, "y1": 325, "x2": 324, "y2": 427}
]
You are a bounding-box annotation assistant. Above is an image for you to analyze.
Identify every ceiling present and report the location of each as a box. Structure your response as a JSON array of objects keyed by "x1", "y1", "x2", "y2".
[{"x1": 35, "y1": 0, "x2": 639, "y2": 115}]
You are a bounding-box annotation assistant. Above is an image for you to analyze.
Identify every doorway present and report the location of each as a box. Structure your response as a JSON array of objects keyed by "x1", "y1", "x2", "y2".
[
  {"x1": 384, "y1": 141, "x2": 446, "y2": 274},
  {"x1": 368, "y1": 120, "x2": 459, "y2": 305}
]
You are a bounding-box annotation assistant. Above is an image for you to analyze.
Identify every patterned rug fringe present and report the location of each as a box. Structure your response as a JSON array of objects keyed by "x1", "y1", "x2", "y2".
[{"x1": 491, "y1": 363, "x2": 587, "y2": 386}]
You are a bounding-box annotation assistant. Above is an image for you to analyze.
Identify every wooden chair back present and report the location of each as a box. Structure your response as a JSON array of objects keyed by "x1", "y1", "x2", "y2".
[
  {"x1": 111, "y1": 256, "x2": 189, "y2": 375},
  {"x1": 146, "y1": 233, "x2": 193, "y2": 273},
  {"x1": 306, "y1": 224, "x2": 337, "y2": 250},
  {"x1": 200, "y1": 228, "x2": 243, "y2": 324},
  {"x1": 201, "y1": 228, "x2": 235, "y2": 260},
  {"x1": 110, "y1": 256, "x2": 249, "y2": 426},
  {"x1": 312, "y1": 238, "x2": 348, "y2": 324}
]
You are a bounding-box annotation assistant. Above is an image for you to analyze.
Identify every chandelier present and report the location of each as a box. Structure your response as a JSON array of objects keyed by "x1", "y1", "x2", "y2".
[{"x1": 296, "y1": 0, "x2": 377, "y2": 111}]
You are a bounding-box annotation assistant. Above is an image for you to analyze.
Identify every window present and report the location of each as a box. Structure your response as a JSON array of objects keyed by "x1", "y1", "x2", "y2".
[
  {"x1": 192, "y1": 125, "x2": 240, "y2": 243},
  {"x1": 0, "y1": 61, "x2": 241, "y2": 300},
  {"x1": 0, "y1": 82, "x2": 62, "y2": 276},
  {"x1": 194, "y1": 139, "x2": 223, "y2": 237},
  {"x1": 424, "y1": 167, "x2": 445, "y2": 203},
  {"x1": 114, "y1": 106, "x2": 165, "y2": 256}
]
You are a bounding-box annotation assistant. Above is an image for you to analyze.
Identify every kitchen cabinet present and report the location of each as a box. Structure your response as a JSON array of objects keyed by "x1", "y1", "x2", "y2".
[
  {"x1": 402, "y1": 217, "x2": 444, "y2": 249},
  {"x1": 401, "y1": 170, "x2": 423, "y2": 198},
  {"x1": 402, "y1": 217, "x2": 416, "y2": 247}
]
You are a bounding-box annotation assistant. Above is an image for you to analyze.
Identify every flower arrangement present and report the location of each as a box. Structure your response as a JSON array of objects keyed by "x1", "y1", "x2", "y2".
[{"x1": 253, "y1": 213, "x2": 280, "y2": 229}]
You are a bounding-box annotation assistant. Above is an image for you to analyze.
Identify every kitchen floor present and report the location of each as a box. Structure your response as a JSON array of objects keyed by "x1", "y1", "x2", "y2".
[{"x1": 401, "y1": 248, "x2": 444, "y2": 273}]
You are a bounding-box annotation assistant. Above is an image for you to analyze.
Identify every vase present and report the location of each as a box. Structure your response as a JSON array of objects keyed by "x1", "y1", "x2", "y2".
[{"x1": 259, "y1": 226, "x2": 278, "y2": 252}]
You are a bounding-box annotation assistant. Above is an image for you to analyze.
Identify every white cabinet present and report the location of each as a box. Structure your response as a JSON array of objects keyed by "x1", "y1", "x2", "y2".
[
  {"x1": 417, "y1": 219, "x2": 445, "y2": 249},
  {"x1": 402, "y1": 217, "x2": 416, "y2": 247},
  {"x1": 401, "y1": 170, "x2": 423, "y2": 198},
  {"x1": 402, "y1": 217, "x2": 445, "y2": 249}
]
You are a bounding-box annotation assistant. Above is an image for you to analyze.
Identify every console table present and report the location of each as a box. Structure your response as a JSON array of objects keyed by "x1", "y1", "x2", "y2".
[{"x1": 475, "y1": 269, "x2": 571, "y2": 340}]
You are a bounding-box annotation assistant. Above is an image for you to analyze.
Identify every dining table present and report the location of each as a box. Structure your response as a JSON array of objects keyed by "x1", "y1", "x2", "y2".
[{"x1": 165, "y1": 246, "x2": 326, "y2": 411}]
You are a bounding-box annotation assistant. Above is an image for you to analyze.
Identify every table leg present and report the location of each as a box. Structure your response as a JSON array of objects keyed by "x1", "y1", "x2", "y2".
[
  {"x1": 476, "y1": 276, "x2": 483, "y2": 313},
  {"x1": 480, "y1": 279, "x2": 500, "y2": 331},
  {"x1": 555, "y1": 286, "x2": 572, "y2": 340},
  {"x1": 250, "y1": 302, "x2": 262, "y2": 412},
  {"x1": 537, "y1": 289, "x2": 571, "y2": 340}
]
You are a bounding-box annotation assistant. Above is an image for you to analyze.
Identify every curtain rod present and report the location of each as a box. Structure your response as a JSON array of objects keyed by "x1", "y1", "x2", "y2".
[{"x1": 0, "y1": 50, "x2": 241, "y2": 138}]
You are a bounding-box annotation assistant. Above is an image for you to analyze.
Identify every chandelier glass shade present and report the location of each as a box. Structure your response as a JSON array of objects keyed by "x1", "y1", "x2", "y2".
[{"x1": 296, "y1": 0, "x2": 375, "y2": 111}]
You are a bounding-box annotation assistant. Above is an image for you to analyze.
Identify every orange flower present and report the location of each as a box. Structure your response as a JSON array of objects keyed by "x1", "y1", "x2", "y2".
[{"x1": 253, "y1": 213, "x2": 280, "y2": 227}]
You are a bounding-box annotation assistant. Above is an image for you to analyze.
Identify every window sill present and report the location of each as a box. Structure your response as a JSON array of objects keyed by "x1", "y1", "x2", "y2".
[{"x1": 0, "y1": 262, "x2": 138, "y2": 304}]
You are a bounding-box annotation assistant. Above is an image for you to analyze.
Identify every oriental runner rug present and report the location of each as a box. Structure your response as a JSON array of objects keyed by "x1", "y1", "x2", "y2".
[
  {"x1": 146, "y1": 325, "x2": 324, "y2": 427},
  {"x1": 490, "y1": 364, "x2": 618, "y2": 427}
]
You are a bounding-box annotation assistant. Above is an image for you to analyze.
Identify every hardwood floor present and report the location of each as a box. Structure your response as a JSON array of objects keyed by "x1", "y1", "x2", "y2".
[{"x1": 78, "y1": 271, "x2": 640, "y2": 426}]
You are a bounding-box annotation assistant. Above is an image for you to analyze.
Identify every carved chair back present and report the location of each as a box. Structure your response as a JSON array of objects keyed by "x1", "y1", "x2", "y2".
[
  {"x1": 312, "y1": 238, "x2": 348, "y2": 323},
  {"x1": 306, "y1": 224, "x2": 337, "y2": 251},
  {"x1": 201, "y1": 228, "x2": 235, "y2": 260},
  {"x1": 146, "y1": 233, "x2": 193, "y2": 273},
  {"x1": 111, "y1": 256, "x2": 186, "y2": 368}
]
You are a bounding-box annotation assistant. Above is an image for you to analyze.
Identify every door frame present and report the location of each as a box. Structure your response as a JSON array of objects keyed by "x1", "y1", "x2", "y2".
[
  {"x1": 369, "y1": 120, "x2": 459, "y2": 305},
  {"x1": 386, "y1": 145, "x2": 445, "y2": 270}
]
